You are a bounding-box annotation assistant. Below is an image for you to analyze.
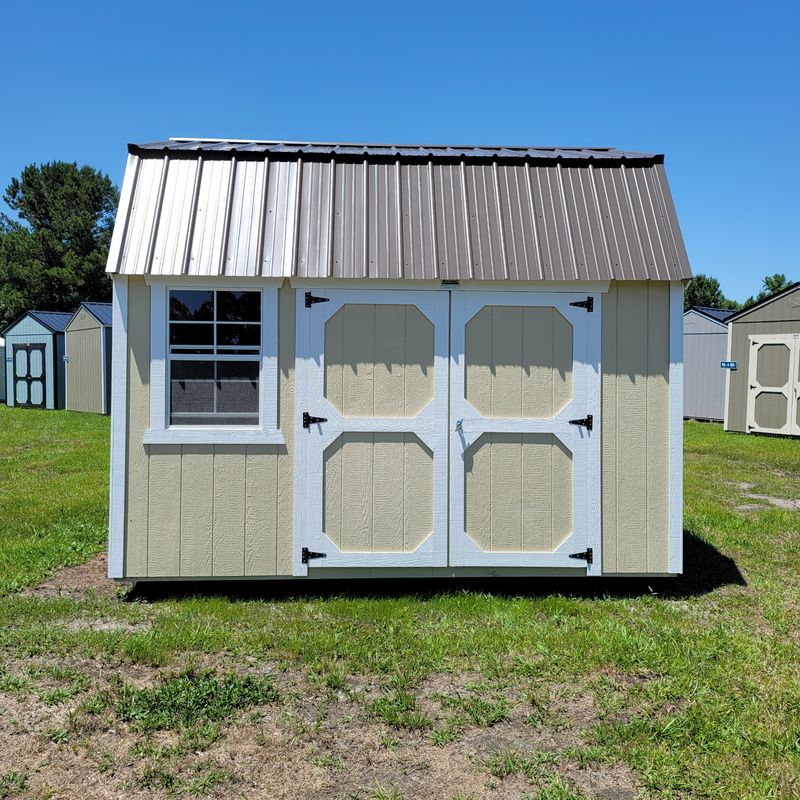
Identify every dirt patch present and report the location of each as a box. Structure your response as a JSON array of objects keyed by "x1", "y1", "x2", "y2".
[
  {"x1": 0, "y1": 659, "x2": 645, "y2": 799},
  {"x1": 732, "y1": 482, "x2": 800, "y2": 511},
  {"x1": 21, "y1": 552, "x2": 131, "y2": 600}
]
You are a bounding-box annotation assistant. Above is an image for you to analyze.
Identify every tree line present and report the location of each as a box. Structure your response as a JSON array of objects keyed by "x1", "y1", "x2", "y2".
[
  {"x1": 684, "y1": 273, "x2": 793, "y2": 312},
  {"x1": 0, "y1": 161, "x2": 794, "y2": 330}
]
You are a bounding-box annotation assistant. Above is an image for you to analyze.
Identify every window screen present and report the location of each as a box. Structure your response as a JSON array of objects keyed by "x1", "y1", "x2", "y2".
[{"x1": 168, "y1": 290, "x2": 261, "y2": 426}]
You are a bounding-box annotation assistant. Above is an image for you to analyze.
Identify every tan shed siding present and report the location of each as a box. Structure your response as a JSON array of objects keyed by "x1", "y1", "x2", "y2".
[
  {"x1": 66, "y1": 308, "x2": 104, "y2": 413},
  {"x1": 726, "y1": 287, "x2": 800, "y2": 432},
  {"x1": 123, "y1": 279, "x2": 295, "y2": 578},
  {"x1": 602, "y1": 281, "x2": 671, "y2": 573}
]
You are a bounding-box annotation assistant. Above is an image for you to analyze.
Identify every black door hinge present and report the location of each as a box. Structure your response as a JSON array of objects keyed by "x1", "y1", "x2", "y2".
[
  {"x1": 569, "y1": 548, "x2": 593, "y2": 565},
  {"x1": 303, "y1": 411, "x2": 328, "y2": 428},
  {"x1": 569, "y1": 296, "x2": 594, "y2": 312},
  {"x1": 305, "y1": 291, "x2": 330, "y2": 308},
  {"x1": 568, "y1": 414, "x2": 593, "y2": 431},
  {"x1": 302, "y1": 547, "x2": 327, "y2": 564}
]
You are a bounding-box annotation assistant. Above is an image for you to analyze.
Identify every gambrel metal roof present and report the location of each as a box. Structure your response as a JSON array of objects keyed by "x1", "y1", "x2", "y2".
[{"x1": 106, "y1": 138, "x2": 692, "y2": 282}]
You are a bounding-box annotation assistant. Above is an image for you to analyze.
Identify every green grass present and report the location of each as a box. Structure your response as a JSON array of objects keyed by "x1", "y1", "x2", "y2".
[
  {"x1": 112, "y1": 669, "x2": 279, "y2": 733},
  {"x1": 0, "y1": 414, "x2": 798, "y2": 798},
  {"x1": 0, "y1": 405, "x2": 109, "y2": 594}
]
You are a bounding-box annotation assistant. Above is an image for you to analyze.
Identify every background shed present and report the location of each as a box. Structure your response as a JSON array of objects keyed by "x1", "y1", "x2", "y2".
[
  {"x1": 683, "y1": 306, "x2": 734, "y2": 421},
  {"x1": 725, "y1": 283, "x2": 800, "y2": 435},
  {"x1": 2, "y1": 311, "x2": 71, "y2": 410},
  {"x1": 65, "y1": 302, "x2": 113, "y2": 414}
]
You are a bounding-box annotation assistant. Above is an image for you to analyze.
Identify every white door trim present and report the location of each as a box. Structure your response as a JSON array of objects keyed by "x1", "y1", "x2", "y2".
[
  {"x1": 448, "y1": 291, "x2": 602, "y2": 573},
  {"x1": 293, "y1": 288, "x2": 449, "y2": 573}
]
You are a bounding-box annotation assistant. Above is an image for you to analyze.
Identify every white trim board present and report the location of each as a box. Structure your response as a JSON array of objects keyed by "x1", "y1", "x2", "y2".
[
  {"x1": 668, "y1": 281, "x2": 684, "y2": 574},
  {"x1": 289, "y1": 278, "x2": 611, "y2": 293},
  {"x1": 108, "y1": 276, "x2": 129, "y2": 578}
]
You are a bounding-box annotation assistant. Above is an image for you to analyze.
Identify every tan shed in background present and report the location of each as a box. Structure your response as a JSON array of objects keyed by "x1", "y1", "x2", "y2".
[
  {"x1": 724, "y1": 283, "x2": 800, "y2": 436},
  {"x1": 65, "y1": 302, "x2": 113, "y2": 414}
]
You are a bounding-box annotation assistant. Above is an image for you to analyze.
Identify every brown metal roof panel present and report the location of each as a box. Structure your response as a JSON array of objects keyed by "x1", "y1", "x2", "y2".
[
  {"x1": 495, "y1": 165, "x2": 541, "y2": 281},
  {"x1": 399, "y1": 164, "x2": 437, "y2": 280},
  {"x1": 432, "y1": 164, "x2": 472, "y2": 280},
  {"x1": 464, "y1": 164, "x2": 505, "y2": 280},
  {"x1": 652, "y1": 164, "x2": 691, "y2": 279}
]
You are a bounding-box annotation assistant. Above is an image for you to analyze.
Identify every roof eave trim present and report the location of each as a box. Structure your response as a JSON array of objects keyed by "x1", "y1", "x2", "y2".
[
  {"x1": 724, "y1": 282, "x2": 800, "y2": 323},
  {"x1": 126, "y1": 142, "x2": 665, "y2": 167}
]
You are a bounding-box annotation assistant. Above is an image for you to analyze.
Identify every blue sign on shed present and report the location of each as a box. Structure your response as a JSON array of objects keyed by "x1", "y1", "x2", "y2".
[{"x1": 721, "y1": 361, "x2": 737, "y2": 370}]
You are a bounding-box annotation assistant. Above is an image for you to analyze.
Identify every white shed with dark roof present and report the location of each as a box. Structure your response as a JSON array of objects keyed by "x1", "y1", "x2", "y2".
[
  {"x1": 105, "y1": 138, "x2": 691, "y2": 582},
  {"x1": 683, "y1": 306, "x2": 734, "y2": 421}
]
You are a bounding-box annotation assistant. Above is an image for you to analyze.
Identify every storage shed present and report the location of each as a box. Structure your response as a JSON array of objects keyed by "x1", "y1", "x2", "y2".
[
  {"x1": 65, "y1": 302, "x2": 113, "y2": 414},
  {"x1": 683, "y1": 306, "x2": 734, "y2": 421},
  {"x1": 2, "y1": 310, "x2": 71, "y2": 409},
  {"x1": 724, "y1": 283, "x2": 800, "y2": 436},
  {"x1": 105, "y1": 138, "x2": 691, "y2": 582}
]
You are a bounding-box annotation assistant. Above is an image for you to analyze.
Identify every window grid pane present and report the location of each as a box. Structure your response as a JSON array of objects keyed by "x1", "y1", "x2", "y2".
[{"x1": 167, "y1": 289, "x2": 262, "y2": 427}]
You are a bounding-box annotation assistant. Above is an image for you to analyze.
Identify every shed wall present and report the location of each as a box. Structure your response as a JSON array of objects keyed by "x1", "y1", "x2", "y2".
[
  {"x1": 123, "y1": 277, "x2": 295, "y2": 578},
  {"x1": 683, "y1": 311, "x2": 728, "y2": 420},
  {"x1": 0, "y1": 345, "x2": 5, "y2": 402},
  {"x1": 120, "y1": 279, "x2": 673, "y2": 577},
  {"x1": 66, "y1": 308, "x2": 104, "y2": 413},
  {"x1": 601, "y1": 281, "x2": 671, "y2": 574}
]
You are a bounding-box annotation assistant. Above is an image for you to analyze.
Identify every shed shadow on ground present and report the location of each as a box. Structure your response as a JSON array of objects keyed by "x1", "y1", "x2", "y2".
[{"x1": 125, "y1": 530, "x2": 745, "y2": 603}]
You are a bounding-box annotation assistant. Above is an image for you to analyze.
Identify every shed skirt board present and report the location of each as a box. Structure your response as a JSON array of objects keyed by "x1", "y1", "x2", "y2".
[
  {"x1": 746, "y1": 333, "x2": 800, "y2": 435},
  {"x1": 449, "y1": 292, "x2": 601, "y2": 572},
  {"x1": 295, "y1": 289, "x2": 450, "y2": 571},
  {"x1": 12, "y1": 343, "x2": 47, "y2": 408}
]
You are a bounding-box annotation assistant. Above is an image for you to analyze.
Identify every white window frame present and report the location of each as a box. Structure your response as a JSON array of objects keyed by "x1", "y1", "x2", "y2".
[{"x1": 143, "y1": 278, "x2": 283, "y2": 445}]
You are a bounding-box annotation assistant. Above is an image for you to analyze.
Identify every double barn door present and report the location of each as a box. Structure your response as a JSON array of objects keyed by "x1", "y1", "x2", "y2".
[
  {"x1": 295, "y1": 288, "x2": 600, "y2": 574},
  {"x1": 12, "y1": 343, "x2": 47, "y2": 408}
]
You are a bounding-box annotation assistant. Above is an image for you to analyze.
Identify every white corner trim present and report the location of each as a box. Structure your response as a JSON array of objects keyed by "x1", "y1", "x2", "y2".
[
  {"x1": 723, "y1": 321, "x2": 733, "y2": 431},
  {"x1": 108, "y1": 276, "x2": 129, "y2": 578},
  {"x1": 668, "y1": 281, "x2": 684, "y2": 574},
  {"x1": 148, "y1": 283, "x2": 281, "y2": 442}
]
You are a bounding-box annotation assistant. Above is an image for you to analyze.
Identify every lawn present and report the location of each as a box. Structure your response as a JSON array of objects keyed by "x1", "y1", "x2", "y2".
[{"x1": 0, "y1": 408, "x2": 798, "y2": 799}]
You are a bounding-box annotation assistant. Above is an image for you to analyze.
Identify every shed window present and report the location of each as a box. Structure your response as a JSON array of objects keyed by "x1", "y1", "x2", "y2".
[
  {"x1": 144, "y1": 281, "x2": 282, "y2": 446},
  {"x1": 168, "y1": 290, "x2": 261, "y2": 426}
]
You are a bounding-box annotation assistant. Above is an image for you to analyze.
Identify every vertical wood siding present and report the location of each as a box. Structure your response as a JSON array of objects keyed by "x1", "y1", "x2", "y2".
[
  {"x1": 602, "y1": 281, "x2": 671, "y2": 573},
  {"x1": 324, "y1": 303, "x2": 434, "y2": 417},
  {"x1": 464, "y1": 306, "x2": 572, "y2": 418},
  {"x1": 465, "y1": 433, "x2": 572, "y2": 552},
  {"x1": 66, "y1": 308, "x2": 104, "y2": 413},
  {"x1": 123, "y1": 278, "x2": 295, "y2": 578},
  {"x1": 323, "y1": 432, "x2": 433, "y2": 552}
]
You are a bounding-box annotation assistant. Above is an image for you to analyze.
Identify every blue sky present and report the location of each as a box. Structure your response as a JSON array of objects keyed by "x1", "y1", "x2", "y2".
[{"x1": 1, "y1": 0, "x2": 796, "y2": 302}]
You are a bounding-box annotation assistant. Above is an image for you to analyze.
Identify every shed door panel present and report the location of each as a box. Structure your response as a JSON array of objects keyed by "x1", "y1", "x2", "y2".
[
  {"x1": 12, "y1": 344, "x2": 46, "y2": 409},
  {"x1": 297, "y1": 290, "x2": 449, "y2": 571},
  {"x1": 746, "y1": 335, "x2": 798, "y2": 435},
  {"x1": 449, "y1": 292, "x2": 601, "y2": 571}
]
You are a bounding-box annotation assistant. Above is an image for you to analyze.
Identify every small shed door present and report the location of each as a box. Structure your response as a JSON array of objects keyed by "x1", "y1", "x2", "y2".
[
  {"x1": 12, "y1": 343, "x2": 47, "y2": 409},
  {"x1": 449, "y1": 292, "x2": 601, "y2": 572},
  {"x1": 296, "y1": 289, "x2": 449, "y2": 570},
  {"x1": 746, "y1": 334, "x2": 799, "y2": 435}
]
